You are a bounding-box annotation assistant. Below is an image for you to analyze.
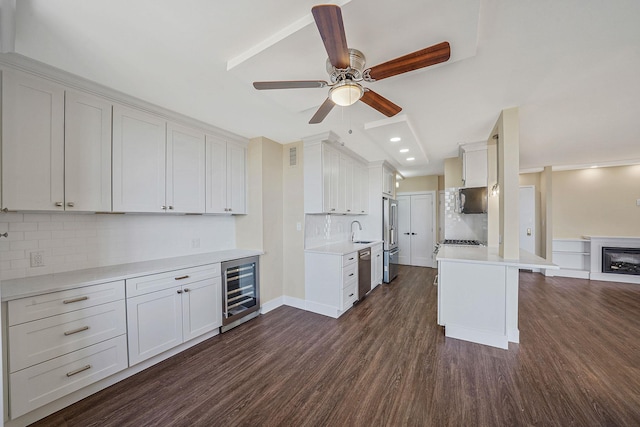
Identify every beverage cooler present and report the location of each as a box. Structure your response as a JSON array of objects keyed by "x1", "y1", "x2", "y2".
[{"x1": 221, "y1": 256, "x2": 260, "y2": 332}]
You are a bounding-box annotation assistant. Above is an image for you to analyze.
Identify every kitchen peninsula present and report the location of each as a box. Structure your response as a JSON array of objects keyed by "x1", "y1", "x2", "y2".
[{"x1": 437, "y1": 245, "x2": 557, "y2": 349}]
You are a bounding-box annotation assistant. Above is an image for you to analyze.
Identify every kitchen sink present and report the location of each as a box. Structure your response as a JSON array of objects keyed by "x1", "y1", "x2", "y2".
[{"x1": 353, "y1": 240, "x2": 373, "y2": 244}]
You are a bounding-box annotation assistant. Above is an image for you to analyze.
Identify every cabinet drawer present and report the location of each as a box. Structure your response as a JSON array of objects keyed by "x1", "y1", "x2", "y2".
[
  {"x1": 342, "y1": 262, "x2": 358, "y2": 285},
  {"x1": 342, "y1": 252, "x2": 357, "y2": 267},
  {"x1": 9, "y1": 334, "x2": 128, "y2": 419},
  {"x1": 8, "y1": 280, "x2": 125, "y2": 326},
  {"x1": 9, "y1": 300, "x2": 126, "y2": 373},
  {"x1": 126, "y1": 264, "x2": 220, "y2": 298},
  {"x1": 342, "y1": 282, "x2": 358, "y2": 311}
]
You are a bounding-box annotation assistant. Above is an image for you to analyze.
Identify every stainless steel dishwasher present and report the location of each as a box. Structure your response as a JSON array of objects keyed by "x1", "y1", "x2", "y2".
[{"x1": 358, "y1": 248, "x2": 371, "y2": 300}]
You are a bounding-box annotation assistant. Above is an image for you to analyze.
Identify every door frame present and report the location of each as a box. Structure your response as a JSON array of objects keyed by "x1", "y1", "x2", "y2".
[{"x1": 397, "y1": 191, "x2": 437, "y2": 268}]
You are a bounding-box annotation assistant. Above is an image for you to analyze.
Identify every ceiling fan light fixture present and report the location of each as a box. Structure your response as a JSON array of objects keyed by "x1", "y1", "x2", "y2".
[{"x1": 329, "y1": 80, "x2": 363, "y2": 106}]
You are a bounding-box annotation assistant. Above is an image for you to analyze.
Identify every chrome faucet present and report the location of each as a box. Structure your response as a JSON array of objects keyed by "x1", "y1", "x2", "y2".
[{"x1": 350, "y1": 220, "x2": 362, "y2": 242}]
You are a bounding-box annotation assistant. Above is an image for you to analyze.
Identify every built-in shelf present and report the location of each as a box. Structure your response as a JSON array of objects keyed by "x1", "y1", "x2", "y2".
[{"x1": 551, "y1": 238, "x2": 591, "y2": 279}]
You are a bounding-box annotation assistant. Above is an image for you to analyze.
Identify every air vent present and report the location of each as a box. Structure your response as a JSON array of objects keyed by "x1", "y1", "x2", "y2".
[{"x1": 289, "y1": 147, "x2": 297, "y2": 167}]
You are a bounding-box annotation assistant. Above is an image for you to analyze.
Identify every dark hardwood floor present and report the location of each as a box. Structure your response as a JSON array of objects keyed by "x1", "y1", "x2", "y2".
[{"x1": 31, "y1": 266, "x2": 640, "y2": 426}]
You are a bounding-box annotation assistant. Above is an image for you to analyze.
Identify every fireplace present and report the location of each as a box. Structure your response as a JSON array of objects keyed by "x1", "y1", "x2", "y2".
[{"x1": 602, "y1": 247, "x2": 640, "y2": 276}]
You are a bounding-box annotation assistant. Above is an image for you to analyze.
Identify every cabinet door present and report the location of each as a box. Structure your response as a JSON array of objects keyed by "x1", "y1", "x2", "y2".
[
  {"x1": 167, "y1": 123, "x2": 206, "y2": 213},
  {"x1": 322, "y1": 145, "x2": 339, "y2": 213},
  {"x1": 352, "y1": 163, "x2": 361, "y2": 215},
  {"x1": 182, "y1": 276, "x2": 222, "y2": 342},
  {"x1": 65, "y1": 90, "x2": 112, "y2": 212},
  {"x1": 463, "y1": 149, "x2": 487, "y2": 188},
  {"x1": 113, "y1": 105, "x2": 166, "y2": 212},
  {"x1": 341, "y1": 156, "x2": 353, "y2": 213},
  {"x1": 205, "y1": 135, "x2": 228, "y2": 213},
  {"x1": 360, "y1": 164, "x2": 369, "y2": 214},
  {"x1": 227, "y1": 143, "x2": 247, "y2": 214},
  {"x1": 1, "y1": 71, "x2": 64, "y2": 211},
  {"x1": 127, "y1": 288, "x2": 182, "y2": 366}
]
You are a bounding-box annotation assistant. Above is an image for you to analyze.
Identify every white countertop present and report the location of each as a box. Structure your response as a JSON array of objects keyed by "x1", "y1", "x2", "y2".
[
  {"x1": 305, "y1": 240, "x2": 384, "y2": 255},
  {"x1": 1, "y1": 249, "x2": 263, "y2": 302},
  {"x1": 436, "y1": 245, "x2": 558, "y2": 270}
]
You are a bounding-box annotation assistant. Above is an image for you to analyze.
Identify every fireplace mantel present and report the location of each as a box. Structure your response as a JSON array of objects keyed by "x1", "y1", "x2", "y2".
[{"x1": 587, "y1": 236, "x2": 640, "y2": 284}]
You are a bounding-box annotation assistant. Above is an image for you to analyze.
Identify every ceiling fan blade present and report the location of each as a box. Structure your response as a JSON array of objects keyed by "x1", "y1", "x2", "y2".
[
  {"x1": 312, "y1": 5, "x2": 350, "y2": 69},
  {"x1": 253, "y1": 80, "x2": 328, "y2": 90},
  {"x1": 309, "y1": 98, "x2": 336, "y2": 124},
  {"x1": 365, "y1": 41, "x2": 451, "y2": 81},
  {"x1": 360, "y1": 90, "x2": 402, "y2": 117}
]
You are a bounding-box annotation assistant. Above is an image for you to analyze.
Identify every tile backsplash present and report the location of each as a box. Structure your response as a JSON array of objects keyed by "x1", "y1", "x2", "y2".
[
  {"x1": 0, "y1": 212, "x2": 236, "y2": 281},
  {"x1": 444, "y1": 188, "x2": 488, "y2": 242},
  {"x1": 304, "y1": 214, "x2": 366, "y2": 248}
]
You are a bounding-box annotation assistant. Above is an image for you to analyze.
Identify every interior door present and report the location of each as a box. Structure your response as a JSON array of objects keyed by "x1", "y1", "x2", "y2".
[
  {"x1": 519, "y1": 186, "x2": 536, "y2": 254},
  {"x1": 397, "y1": 196, "x2": 411, "y2": 265},
  {"x1": 410, "y1": 194, "x2": 435, "y2": 267}
]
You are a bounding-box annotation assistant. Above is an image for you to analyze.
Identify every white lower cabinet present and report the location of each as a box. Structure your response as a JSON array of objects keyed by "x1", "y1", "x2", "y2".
[
  {"x1": 6, "y1": 280, "x2": 127, "y2": 418},
  {"x1": 10, "y1": 335, "x2": 128, "y2": 418},
  {"x1": 126, "y1": 264, "x2": 222, "y2": 366},
  {"x1": 371, "y1": 243, "x2": 383, "y2": 289},
  {"x1": 305, "y1": 251, "x2": 358, "y2": 318}
]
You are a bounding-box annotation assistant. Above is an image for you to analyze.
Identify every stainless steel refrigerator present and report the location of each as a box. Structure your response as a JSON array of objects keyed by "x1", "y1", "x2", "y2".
[{"x1": 383, "y1": 197, "x2": 399, "y2": 283}]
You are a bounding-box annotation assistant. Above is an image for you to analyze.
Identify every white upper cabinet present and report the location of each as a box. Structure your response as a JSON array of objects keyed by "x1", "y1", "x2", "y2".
[
  {"x1": 65, "y1": 90, "x2": 112, "y2": 212},
  {"x1": 304, "y1": 133, "x2": 368, "y2": 215},
  {"x1": 112, "y1": 105, "x2": 167, "y2": 213},
  {"x1": 166, "y1": 123, "x2": 206, "y2": 213},
  {"x1": 382, "y1": 166, "x2": 396, "y2": 197},
  {"x1": 1, "y1": 71, "x2": 65, "y2": 211},
  {"x1": 461, "y1": 144, "x2": 487, "y2": 188},
  {"x1": 1, "y1": 72, "x2": 111, "y2": 212},
  {"x1": 205, "y1": 135, "x2": 247, "y2": 214}
]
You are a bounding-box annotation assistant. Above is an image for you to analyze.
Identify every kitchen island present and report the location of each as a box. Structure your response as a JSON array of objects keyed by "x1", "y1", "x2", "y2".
[{"x1": 436, "y1": 245, "x2": 557, "y2": 349}]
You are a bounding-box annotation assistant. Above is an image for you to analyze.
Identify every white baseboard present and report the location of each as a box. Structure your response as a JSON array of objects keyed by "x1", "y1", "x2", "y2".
[
  {"x1": 589, "y1": 272, "x2": 640, "y2": 285},
  {"x1": 553, "y1": 268, "x2": 590, "y2": 279},
  {"x1": 444, "y1": 323, "x2": 508, "y2": 350},
  {"x1": 283, "y1": 296, "x2": 306, "y2": 310},
  {"x1": 260, "y1": 296, "x2": 285, "y2": 314}
]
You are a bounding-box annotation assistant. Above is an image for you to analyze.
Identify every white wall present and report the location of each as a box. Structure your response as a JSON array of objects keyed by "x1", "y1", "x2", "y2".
[{"x1": 0, "y1": 213, "x2": 236, "y2": 281}]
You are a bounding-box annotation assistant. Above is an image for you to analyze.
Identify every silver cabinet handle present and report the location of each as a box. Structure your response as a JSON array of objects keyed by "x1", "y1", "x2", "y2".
[
  {"x1": 67, "y1": 202, "x2": 75, "y2": 207},
  {"x1": 174, "y1": 275, "x2": 190, "y2": 280},
  {"x1": 168, "y1": 206, "x2": 174, "y2": 210},
  {"x1": 184, "y1": 288, "x2": 190, "y2": 292},
  {"x1": 66, "y1": 365, "x2": 91, "y2": 377},
  {"x1": 177, "y1": 290, "x2": 183, "y2": 294},
  {"x1": 228, "y1": 208, "x2": 232, "y2": 212},
  {"x1": 349, "y1": 273, "x2": 354, "y2": 277},
  {"x1": 63, "y1": 296, "x2": 88, "y2": 304},
  {"x1": 64, "y1": 326, "x2": 89, "y2": 336},
  {"x1": 330, "y1": 208, "x2": 336, "y2": 211},
  {"x1": 347, "y1": 209, "x2": 351, "y2": 212},
  {"x1": 0, "y1": 232, "x2": 7, "y2": 238},
  {"x1": 348, "y1": 293, "x2": 354, "y2": 297},
  {"x1": 55, "y1": 202, "x2": 63, "y2": 207},
  {"x1": 161, "y1": 206, "x2": 167, "y2": 210}
]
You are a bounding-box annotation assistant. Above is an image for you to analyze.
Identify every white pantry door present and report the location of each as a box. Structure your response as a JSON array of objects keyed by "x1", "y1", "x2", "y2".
[{"x1": 397, "y1": 193, "x2": 436, "y2": 267}]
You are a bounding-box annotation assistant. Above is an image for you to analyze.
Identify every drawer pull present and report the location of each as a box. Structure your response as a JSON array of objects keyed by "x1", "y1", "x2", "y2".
[
  {"x1": 184, "y1": 288, "x2": 190, "y2": 292},
  {"x1": 348, "y1": 257, "x2": 354, "y2": 261},
  {"x1": 349, "y1": 293, "x2": 354, "y2": 297},
  {"x1": 64, "y1": 326, "x2": 89, "y2": 336},
  {"x1": 63, "y1": 296, "x2": 88, "y2": 304},
  {"x1": 66, "y1": 364, "x2": 91, "y2": 377},
  {"x1": 349, "y1": 273, "x2": 354, "y2": 277},
  {"x1": 174, "y1": 275, "x2": 190, "y2": 280}
]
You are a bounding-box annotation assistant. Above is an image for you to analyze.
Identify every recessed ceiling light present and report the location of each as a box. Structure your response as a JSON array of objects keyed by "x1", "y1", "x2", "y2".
[
  {"x1": 390, "y1": 137, "x2": 401, "y2": 142},
  {"x1": 399, "y1": 148, "x2": 409, "y2": 153},
  {"x1": 406, "y1": 157, "x2": 415, "y2": 161},
  {"x1": 590, "y1": 165, "x2": 598, "y2": 169}
]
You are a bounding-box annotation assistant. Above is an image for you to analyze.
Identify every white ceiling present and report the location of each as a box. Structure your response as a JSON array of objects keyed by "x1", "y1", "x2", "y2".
[{"x1": 12, "y1": 0, "x2": 640, "y2": 177}]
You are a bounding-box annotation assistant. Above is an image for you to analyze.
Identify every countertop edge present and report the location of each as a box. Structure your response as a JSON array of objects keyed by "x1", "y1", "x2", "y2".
[
  {"x1": 1, "y1": 249, "x2": 264, "y2": 302},
  {"x1": 304, "y1": 240, "x2": 384, "y2": 255},
  {"x1": 436, "y1": 247, "x2": 559, "y2": 270}
]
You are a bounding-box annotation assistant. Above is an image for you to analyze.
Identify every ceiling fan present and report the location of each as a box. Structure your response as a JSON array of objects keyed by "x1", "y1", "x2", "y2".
[{"x1": 253, "y1": 4, "x2": 451, "y2": 124}]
